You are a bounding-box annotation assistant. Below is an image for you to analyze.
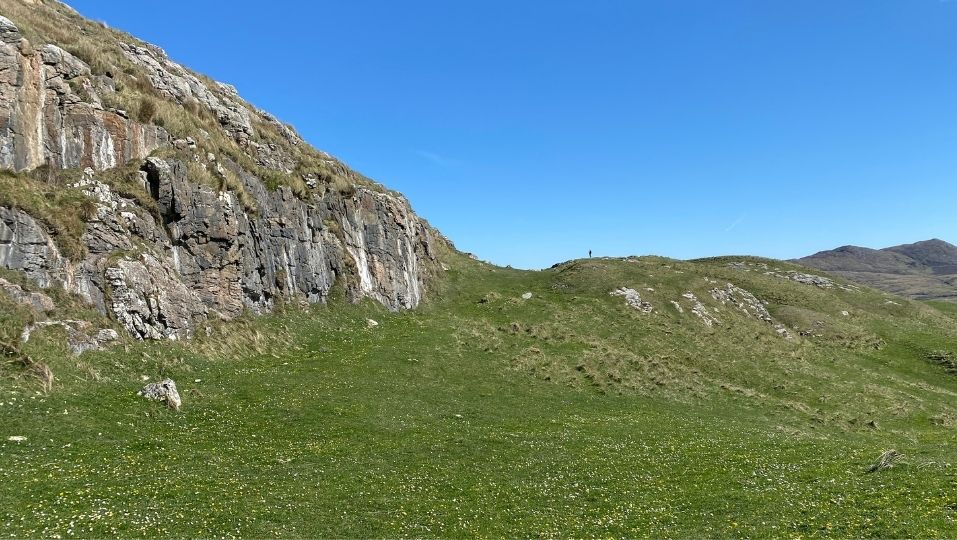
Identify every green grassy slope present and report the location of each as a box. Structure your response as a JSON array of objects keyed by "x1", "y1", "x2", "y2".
[{"x1": 1, "y1": 254, "x2": 956, "y2": 537}]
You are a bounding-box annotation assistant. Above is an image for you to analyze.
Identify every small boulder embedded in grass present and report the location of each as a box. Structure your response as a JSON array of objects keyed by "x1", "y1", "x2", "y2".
[
  {"x1": 366, "y1": 319, "x2": 379, "y2": 329},
  {"x1": 138, "y1": 378, "x2": 182, "y2": 411},
  {"x1": 866, "y1": 449, "x2": 901, "y2": 473},
  {"x1": 521, "y1": 292, "x2": 533, "y2": 300}
]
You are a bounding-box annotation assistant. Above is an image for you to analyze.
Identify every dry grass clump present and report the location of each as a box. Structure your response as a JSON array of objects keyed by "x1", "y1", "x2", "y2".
[
  {"x1": 926, "y1": 350, "x2": 957, "y2": 374},
  {"x1": 866, "y1": 449, "x2": 902, "y2": 473},
  {"x1": 1, "y1": 339, "x2": 53, "y2": 392},
  {"x1": 193, "y1": 317, "x2": 292, "y2": 361},
  {"x1": 0, "y1": 0, "x2": 137, "y2": 77},
  {"x1": 135, "y1": 96, "x2": 157, "y2": 123}
]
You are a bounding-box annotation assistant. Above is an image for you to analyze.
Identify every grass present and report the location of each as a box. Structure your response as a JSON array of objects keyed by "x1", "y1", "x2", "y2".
[{"x1": 1, "y1": 254, "x2": 956, "y2": 537}]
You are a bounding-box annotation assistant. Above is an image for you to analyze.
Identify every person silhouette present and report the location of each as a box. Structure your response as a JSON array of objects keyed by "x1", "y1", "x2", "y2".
[{"x1": 589, "y1": 250, "x2": 592, "y2": 258}]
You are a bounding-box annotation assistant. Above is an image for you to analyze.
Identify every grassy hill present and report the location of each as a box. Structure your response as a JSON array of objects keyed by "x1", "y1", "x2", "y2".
[
  {"x1": 2, "y1": 252, "x2": 956, "y2": 537},
  {"x1": 798, "y1": 239, "x2": 957, "y2": 302}
]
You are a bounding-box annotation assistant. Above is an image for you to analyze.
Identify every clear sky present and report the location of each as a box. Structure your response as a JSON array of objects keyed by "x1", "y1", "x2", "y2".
[{"x1": 67, "y1": 0, "x2": 957, "y2": 269}]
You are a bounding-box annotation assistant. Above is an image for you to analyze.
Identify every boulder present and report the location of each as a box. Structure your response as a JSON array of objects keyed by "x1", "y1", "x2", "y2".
[
  {"x1": 0, "y1": 16, "x2": 21, "y2": 44},
  {"x1": 138, "y1": 378, "x2": 182, "y2": 411}
]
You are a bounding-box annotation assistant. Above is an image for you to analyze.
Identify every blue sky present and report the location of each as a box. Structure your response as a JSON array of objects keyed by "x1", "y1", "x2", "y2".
[{"x1": 68, "y1": 0, "x2": 957, "y2": 269}]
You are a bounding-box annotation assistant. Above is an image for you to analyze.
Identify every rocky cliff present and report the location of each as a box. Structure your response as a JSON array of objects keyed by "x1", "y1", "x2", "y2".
[
  {"x1": 0, "y1": 2, "x2": 440, "y2": 341},
  {"x1": 0, "y1": 15, "x2": 166, "y2": 171}
]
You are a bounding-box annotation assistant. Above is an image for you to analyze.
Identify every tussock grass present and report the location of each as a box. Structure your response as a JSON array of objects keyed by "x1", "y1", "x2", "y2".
[{"x1": 1, "y1": 339, "x2": 53, "y2": 392}]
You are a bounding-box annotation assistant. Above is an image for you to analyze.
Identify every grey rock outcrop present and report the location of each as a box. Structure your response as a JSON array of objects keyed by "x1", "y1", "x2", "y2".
[
  {"x1": 0, "y1": 207, "x2": 67, "y2": 288},
  {"x1": 0, "y1": 16, "x2": 21, "y2": 44},
  {"x1": 727, "y1": 261, "x2": 856, "y2": 292},
  {"x1": 0, "y1": 276, "x2": 54, "y2": 311},
  {"x1": 20, "y1": 319, "x2": 118, "y2": 355},
  {"x1": 786, "y1": 273, "x2": 834, "y2": 288},
  {"x1": 610, "y1": 287, "x2": 653, "y2": 313},
  {"x1": 1, "y1": 157, "x2": 436, "y2": 340},
  {"x1": 710, "y1": 282, "x2": 791, "y2": 338},
  {"x1": 120, "y1": 43, "x2": 254, "y2": 145},
  {"x1": 0, "y1": 22, "x2": 168, "y2": 171},
  {"x1": 710, "y1": 283, "x2": 774, "y2": 323},
  {"x1": 681, "y1": 292, "x2": 718, "y2": 327},
  {"x1": 105, "y1": 255, "x2": 203, "y2": 341}
]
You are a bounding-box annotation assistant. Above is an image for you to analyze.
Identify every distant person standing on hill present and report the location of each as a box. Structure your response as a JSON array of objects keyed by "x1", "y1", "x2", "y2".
[{"x1": 589, "y1": 250, "x2": 592, "y2": 258}]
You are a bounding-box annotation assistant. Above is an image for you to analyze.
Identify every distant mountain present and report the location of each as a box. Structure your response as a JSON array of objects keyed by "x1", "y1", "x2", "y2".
[{"x1": 796, "y1": 239, "x2": 957, "y2": 301}]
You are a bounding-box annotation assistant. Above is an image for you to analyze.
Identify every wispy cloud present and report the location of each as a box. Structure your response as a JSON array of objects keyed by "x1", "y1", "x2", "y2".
[
  {"x1": 414, "y1": 150, "x2": 459, "y2": 167},
  {"x1": 724, "y1": 214, "x2": 745, "y2": 233}
]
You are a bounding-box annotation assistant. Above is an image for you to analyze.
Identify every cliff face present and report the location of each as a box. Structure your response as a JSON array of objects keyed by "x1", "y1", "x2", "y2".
[
  {"x1": 0, "y1": 16, "x2": 167, "y2": 171},
  {"x1": 0, "y1": 5, "x2": 439, "y2": 340}
]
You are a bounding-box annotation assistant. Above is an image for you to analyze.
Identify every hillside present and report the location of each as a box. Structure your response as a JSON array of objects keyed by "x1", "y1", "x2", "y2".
[
  {"x1": 797, "y1": 239, "x2": 957, "y2": 301},
  {"x1": 3, "y1": 253, "x2": 957, "y2": 536},
  {"x1": 1, "y1": 1, "x2": 957, "y2": 538}
]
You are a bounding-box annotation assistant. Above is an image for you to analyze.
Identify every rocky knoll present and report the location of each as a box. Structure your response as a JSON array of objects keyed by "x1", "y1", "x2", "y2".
[{"x1": 0, "y1": 6, "x2": 439, "y2": 340}]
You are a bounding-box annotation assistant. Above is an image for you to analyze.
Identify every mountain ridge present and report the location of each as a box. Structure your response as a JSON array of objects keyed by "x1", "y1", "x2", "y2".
[{"x1": 796, "y1": 238, "x2": 957, "y2": 301}]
